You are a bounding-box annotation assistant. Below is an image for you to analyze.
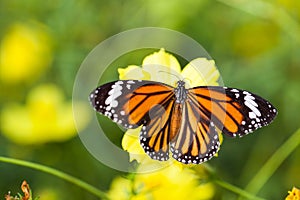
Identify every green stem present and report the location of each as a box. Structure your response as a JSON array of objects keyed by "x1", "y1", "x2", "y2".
[
  {"x1": 214, "y1": 179, "x2": 266, "y2": 200},
  {"x1": 0, "y1": 156, "x2": 108, "y2": 200},
  {"x1": 245, "y1": 128, "x2": 300, "y2": 195}
]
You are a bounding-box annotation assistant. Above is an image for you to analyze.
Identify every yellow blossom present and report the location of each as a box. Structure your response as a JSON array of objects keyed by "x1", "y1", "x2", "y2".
[
  {"x1": 119, "y1": 48, "x2": 223, "y2": 165},
  {"x1": 108, "y1": 164, "x2": 215, "y2": 200},
  {"x1": 286, "y1": 187, "x2": 300, "y2": 200},
  {"x1": 107, "y1": 177, "x2": 133, "y2": 200},
  {"x1": 0, "y1": 84, "x2": 89, "y2": 144},
  {"x1": 0, "y1": 22, "x2": 52, "y2": 84}
]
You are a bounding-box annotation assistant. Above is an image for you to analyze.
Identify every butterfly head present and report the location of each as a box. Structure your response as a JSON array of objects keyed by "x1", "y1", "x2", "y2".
[
  {"x1": 176, "y1": 80, "x2": 186, "y2": 88},
  {"x1": 175, "y1": 80, "x2": 188, "y2": 104}
]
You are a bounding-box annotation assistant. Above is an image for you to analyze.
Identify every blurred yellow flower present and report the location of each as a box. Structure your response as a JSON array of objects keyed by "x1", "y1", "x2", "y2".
[
  {"x1": 0, "y1": 22, "x2": 52, "y2": 84},
  {"x1": 119, "y1": 48, "x2": 223, "y2": 165},
  {"x1": 108, "y1": 164, "x2": 215, "y2": 200},
  {"x1": 286, "y1": 187, "x2": 300, "y2": 200},
  {"x1": 1, "y1": 84, "x2": 89, "y2": 144}
]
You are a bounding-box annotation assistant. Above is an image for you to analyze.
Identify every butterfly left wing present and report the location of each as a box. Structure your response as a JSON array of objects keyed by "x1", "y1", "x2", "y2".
[
  {"x1": 90, "y1": 80, "x2": 177, "y2": 161},
  {"x1": 188, "y1": 86, "x2": 277, "y2": 137},
  {"x1": 139, "y1": 98, "x2": 177, "y2": 161},
  {"x1": 89, "y1": 80, "x2": 175, "y2": 129}
]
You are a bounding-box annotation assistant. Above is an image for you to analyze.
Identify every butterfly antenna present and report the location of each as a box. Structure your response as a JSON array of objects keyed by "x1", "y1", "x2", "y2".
[{"x1": 158, "y1": 70, "x2": 181, "y2": 80}]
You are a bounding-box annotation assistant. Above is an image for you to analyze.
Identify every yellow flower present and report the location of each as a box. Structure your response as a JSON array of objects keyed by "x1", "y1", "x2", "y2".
[
  {"x1": 107, "y1": 177, "x2": 133, "y2": 200},
  {"x1": 0, "y1": 22, "x2": 52, "y2": 84},
  {"x1": 0, "y1": 84, "x2": 89, "y2": 144},
  {"x1": 119, "y1": 49, "x2": 223, "y2": 165},
  {"x1": 286, "y1": 187, "x2": 300, "y2": 200},
  {"x1": 108, "y1": 164, "x2": 215, "y2": 200}
]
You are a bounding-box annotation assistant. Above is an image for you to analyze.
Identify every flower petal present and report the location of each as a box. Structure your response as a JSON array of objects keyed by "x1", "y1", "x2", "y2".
[
  {"x1": 121, "y1": 127, "x2": 158, "y2": 164},
  {"x1": 118, "y1": 65, "x2": 150, "y2": 80},
  {"x1": 181, "y1": 58, "x2": 220, "y2": 87},
  {"x1": 142, "y1": 48, "x2": 182, "y2": 86},
  {"x1": 122, "y1": 127, "x2": 177, "y2": 169},
  {"x1": 122, "y1": 127, "x2": 145, "y2": 159}
]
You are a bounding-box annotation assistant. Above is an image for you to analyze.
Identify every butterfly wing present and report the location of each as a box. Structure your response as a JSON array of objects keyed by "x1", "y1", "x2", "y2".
[
  {"x1": 170, "y1": 86, "x2": 277, "y2": 164},
  {"x1": 139, "y1": 98, "x2": 177, "y2": 161},
  {"x1": 90, "y1": 80, "x2": 177, "y2": 161},
  {"x1": 89, "y1": 80, "x2": 175, "y2": 129},
  {"x1": 188, "y1": 86, "x2": 277, "y2": 137},
  {"x1": 170, "y1": 99, "x2": 221, "y2": 164}
]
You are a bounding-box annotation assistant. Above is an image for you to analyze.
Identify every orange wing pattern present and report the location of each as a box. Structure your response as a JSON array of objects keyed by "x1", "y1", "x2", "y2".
[
  {"x1": 188, "y1": 86, "x2": 277, "y2": 137},
  {"x1": 139, "y1": 100, "x2": 175, "y2": 161},
  {"x1": 90, "y1": 80, "x2": 174, "y2": 129},
  {"x1": 170, "y1": 99, "x2": 220, "y2": 164}
]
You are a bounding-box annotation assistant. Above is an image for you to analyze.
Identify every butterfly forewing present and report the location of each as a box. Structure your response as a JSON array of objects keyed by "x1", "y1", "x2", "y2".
[
  {"x1": 89, "y1": 80, "x2": 174, "y2": 129},
  {"x1": 188, "y1": 86, "x2": 277, "y2": 137}
]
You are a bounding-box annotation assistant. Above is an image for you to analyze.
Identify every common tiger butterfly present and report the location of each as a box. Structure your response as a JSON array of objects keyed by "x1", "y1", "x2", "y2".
[{"x1": 89, "y1": 80, "x2": 277, "y2": 164}]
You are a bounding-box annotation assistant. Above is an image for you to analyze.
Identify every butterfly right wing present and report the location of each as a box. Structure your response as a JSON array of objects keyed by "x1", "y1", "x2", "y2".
[{"x1": 188, "y1": 86, "x2": 277, "y2": 137}]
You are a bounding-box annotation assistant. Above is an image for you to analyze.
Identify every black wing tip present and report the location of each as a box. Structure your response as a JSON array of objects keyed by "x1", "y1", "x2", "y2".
[
  {"x1": 236, "y1": 103, "x2": 278, "y2": 137},
  {"x1": 89, "y1": 87, "x2": 101, "y2": 110}
]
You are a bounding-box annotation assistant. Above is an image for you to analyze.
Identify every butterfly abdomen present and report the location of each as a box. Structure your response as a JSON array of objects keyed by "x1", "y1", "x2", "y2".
[{"x1": 170, "y1": 103, "x2": 183, "y2": 141}]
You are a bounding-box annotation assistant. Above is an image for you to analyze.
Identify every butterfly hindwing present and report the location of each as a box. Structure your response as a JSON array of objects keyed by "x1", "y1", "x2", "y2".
[
  {"x1": 171, "y1": 98, "x2": 220, "y2": 164},
  {"x1": 140, "y1": 101, "x2": 176, "y2": 161}
]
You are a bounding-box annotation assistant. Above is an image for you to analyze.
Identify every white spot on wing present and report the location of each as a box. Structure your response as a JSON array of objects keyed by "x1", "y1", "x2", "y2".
[
  {"x1": 105, "y1": 82, "x2": 123, "y2": 107},
  {"x1": 244, "y1": 95, "x2": 258, "y2": 107},
  {"x1": 244, "y1": 93, "x2": 261, "y2": 117},
  {"x1": 245, "y1": 101, "x2": 261, "y2": 117},
  {"x1": 249, "y1": 112, "x2": 256, "y2": 119}
]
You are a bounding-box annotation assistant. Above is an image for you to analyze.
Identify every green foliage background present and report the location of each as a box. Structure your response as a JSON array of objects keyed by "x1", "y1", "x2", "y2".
[{"x1": 1, "y1": 0, "x2": 300, "y2": 199}]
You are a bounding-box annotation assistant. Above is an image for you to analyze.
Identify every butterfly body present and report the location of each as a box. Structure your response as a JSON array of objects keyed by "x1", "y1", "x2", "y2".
[
  {"x1": 90, "y1": 80, "x2": 277, "y2": 164},
  {"x1": 174, "y1": 80, "x2": 188, "y2": 103}
]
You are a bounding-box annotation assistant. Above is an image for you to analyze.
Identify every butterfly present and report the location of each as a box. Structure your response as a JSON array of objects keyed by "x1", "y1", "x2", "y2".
[{"x1": 89, "y1": 79, "x2": 277, "y2": 164}]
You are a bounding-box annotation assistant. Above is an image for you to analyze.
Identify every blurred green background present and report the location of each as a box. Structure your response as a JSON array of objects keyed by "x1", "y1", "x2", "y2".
[{"x1": 1, "y1": 0, "x2": 300, "y2": 199}]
